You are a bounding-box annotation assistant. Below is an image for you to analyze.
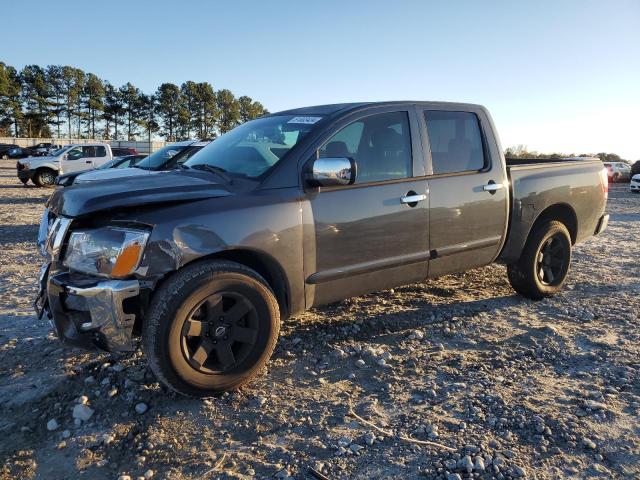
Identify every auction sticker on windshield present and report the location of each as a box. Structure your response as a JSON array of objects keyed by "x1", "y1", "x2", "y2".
[{"x1": 287, "y1": 116, "x2": 322, "y2": 124}]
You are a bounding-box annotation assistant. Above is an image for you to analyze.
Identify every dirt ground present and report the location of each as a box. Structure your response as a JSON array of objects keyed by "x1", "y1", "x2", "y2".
[{"x1": 0, "y1": 158, "x2": 638, "y2": 480}]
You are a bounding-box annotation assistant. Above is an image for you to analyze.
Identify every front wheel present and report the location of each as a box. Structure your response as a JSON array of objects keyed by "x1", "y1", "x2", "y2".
[
  {"x1": 507, "y1": 220, "x2": 572, "y2": 299},
  {"x1": 33, "y1": 168, "x2": 56, "y2": 187},
  {"x1": 143, "y1": 260, "x2": 280, "y2": 396}
]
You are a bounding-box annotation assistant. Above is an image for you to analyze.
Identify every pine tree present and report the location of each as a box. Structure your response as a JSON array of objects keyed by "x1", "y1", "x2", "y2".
[
  {"x1": 216, "y1": 89, "x2": 240, "y2": 134},
  {"x1": 0, "y1": 62, "x2": 22, "y2": 136},
  {"x1": 46, "y1": 65, "x2": 65, "y2": 138},
  {"x1": 238, "y1": 95, "x2": 267, "y2": 122},
  {"x1": 103, "y1": 83, "x2": 124, "y2": 140},
  {"x1": 20, "y1": 65, "x2": 51, "y2": 137},
  {"x1": 119, "y1": 82, "x2": 141, "y2": 140},
  {"x1": 84, "y1": 73, "x2": 105, "y2": 138},
  {"x1": 155, "y1": 83, "x2": 182, "y2": 141}
]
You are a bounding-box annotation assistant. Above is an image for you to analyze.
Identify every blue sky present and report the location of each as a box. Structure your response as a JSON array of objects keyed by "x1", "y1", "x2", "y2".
[{"x1": 3, "y1": 0, "x2": 639, "y2": 158}]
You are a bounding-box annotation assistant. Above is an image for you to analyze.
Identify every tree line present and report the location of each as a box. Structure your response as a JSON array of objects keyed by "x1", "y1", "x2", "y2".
[
  {"x1": 0, "y1": 62, "x2": 268, "y2": 141},
  {"x1": 505, "y1": 145, "x2": 632, "y2": 163}
]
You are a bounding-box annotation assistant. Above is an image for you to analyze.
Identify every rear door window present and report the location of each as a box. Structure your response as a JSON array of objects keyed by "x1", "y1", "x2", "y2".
[
  {"x1": 82, "y1": 146, "x2": 96, "y2": 157},
  {"x1": 424, "y1": 111, "x2": 486, "y2": 175},
  {"x1": 95, "y1": 146, "x2": 107, "y2": 157}
]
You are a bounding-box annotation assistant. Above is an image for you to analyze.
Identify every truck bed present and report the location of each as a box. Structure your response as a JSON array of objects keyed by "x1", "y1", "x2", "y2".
[
  {"x1": 498, "y1": 157, "x2": 606, "y2": 263},
  {"x1": 505, "y1": 157, "x2": 598, "y2": 166}
]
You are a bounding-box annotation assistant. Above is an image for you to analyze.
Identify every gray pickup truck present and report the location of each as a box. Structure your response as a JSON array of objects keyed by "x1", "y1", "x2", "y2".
[{"x1": 36, "y1": 102, "x2": 609, "y2": 396}]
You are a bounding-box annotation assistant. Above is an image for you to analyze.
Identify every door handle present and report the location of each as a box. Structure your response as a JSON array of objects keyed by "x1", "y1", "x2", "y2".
[
  {"x1": 85, "y1": 160, "x2": 92, "y2": 164},
  {"x1": 400, "y1": 193, "x2": 427, "y2": 204},
  {"x1": 482, "y1": 182, "x2": 504, "y2": 192}
]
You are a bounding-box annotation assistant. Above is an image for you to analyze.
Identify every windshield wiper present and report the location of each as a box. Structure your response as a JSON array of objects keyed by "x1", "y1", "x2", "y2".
[{"x1": 186, "y1": 164, "x2": 233, "y2": 183}]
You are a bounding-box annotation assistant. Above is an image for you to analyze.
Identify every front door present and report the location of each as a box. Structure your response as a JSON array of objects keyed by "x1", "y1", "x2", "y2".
[
  {"x1": 420, "y1": 108, "x2": 509, "y2": 277},
  {"x1": 303, "y1": 109, "x2": 430, "y2": 307},
  {"x1": 61, "y1": 146, "x2": 87, "y2": 173}
]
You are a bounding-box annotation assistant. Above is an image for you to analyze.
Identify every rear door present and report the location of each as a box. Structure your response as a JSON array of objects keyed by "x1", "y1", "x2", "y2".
[
  {"x1": 419, "y1": 107, "x2": 508, "y2": 277},
  {"x1": 90, "y1": 145, "x2": 109, "y2": 167},
  {"x1": 303, "y1": 107, "x2": 431, "y2": 306}
]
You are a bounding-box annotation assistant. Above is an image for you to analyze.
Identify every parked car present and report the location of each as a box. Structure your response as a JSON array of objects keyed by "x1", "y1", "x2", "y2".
[
  {"x1": 630, "y1": 174, "x2": 640, "y2": 193},
  {"x1": 0, "y1": 143, "x2": 17, "y2": 159},
  {"x1": 55, "y1": 154, "x2": 148, "y2": 186},
  {"x1": 5, "y1": 146, "x2": 31, "y2": 160},
  {"x1": 111, "y1": 147, "x2": 138, "y2": 157},
  {"x1": 27, "y1": 142, "x2": 55, "y2": 157},
  {"x1": 100, "y1": 154, "x2": 146, "y2": 169},
  {"x1": 131, "y1": 140, "x2": 209, "y2": 170},
  {"x1": 17, "y1": 143, "x2": 113, "y2": 187},
  {"x1": 55, "y1": 141, "x2": 210, "y2": 187},
  {"x1": 603, "y1": 161, "x2": 631, "y2": 182},
  {"x1": 37, "y1": 101, "x2": 608, "y2": 396}
]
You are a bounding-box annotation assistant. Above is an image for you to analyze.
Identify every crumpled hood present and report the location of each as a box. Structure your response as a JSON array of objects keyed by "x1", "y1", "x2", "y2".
[{"x1": 48, "y1": 170, "x2": 233, "y2": 217}]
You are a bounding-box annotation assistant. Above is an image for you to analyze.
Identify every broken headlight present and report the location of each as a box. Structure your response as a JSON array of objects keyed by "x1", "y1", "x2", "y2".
[{"x1": 63, "y1": 227, "x2": 149, "y2": 278}]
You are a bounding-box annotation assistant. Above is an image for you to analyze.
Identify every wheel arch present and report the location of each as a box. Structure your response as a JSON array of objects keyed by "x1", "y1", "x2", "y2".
[
  {"x1": 35, "y1": 166, "x2": 58, "y2": 177},
  {"x1": 499, "y1": 201, "x2": 580, "y2": 264},
  {"x1": 530, "y1": 203, "x2": 578, "y2": 245},
  {"x1": 183, "y1": 248, "x2": 291, "y2": 320}
]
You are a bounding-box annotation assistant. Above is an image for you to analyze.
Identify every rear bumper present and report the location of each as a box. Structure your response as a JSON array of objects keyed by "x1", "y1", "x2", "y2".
[
  {"x1": 594, "y1": 214, "x2": 609, "y2": 235},
  {"x1": 46, "y1": 272, "x2": 140, "y2": 351}
]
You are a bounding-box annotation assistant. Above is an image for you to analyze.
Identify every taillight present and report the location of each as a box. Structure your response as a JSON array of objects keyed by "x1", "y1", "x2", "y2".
[{"x1": 599, "y1": 168, "x2": 608, "y2": 199}]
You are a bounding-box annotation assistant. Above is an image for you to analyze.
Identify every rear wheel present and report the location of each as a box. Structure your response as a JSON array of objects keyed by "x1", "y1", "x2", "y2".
[
  {"x1": 143, "y1": 260, "x2": 280, "y2": 396},
  {"x1": 507, "y1": 220, "x2": 572, "y2": 299},
  {"x1": 33, "y1": 168, "x2": 56, "y2": 187}
]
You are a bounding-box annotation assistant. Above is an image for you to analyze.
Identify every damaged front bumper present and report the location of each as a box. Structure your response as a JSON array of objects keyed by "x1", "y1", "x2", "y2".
[{"x1": 45, "y1": 272, "x2": 140, "y2": 351}]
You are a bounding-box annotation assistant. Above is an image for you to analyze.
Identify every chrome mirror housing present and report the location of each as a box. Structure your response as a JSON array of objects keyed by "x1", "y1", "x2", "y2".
[{"x1": 308, "y1": 157, "x2": 356, "y2": 187}]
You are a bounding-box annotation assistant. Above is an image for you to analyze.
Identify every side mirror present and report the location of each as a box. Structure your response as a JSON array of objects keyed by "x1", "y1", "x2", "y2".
[{"x1": 307, "y1": 157, "x2": 356, "y2": 187}]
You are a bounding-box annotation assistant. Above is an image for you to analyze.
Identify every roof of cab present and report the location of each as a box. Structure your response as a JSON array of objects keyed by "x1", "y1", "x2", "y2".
[
  {"x1": 271, "y1": 101, "x2": 484, "y2": 118},
  {"x1": 272, "y1": 103, "x2": 370, "y2": 116}
]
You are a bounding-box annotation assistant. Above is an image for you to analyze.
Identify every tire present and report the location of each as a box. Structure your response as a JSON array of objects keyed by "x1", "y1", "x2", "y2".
[
  {"x1": 507, "y1": 220, "x2": 572, "y2": 300},
  {"x1": 1, "y1": 154, "x2": 8, "y2": 160},
  {"x1": 33, "y1": 168, "x2": 57, "y2": 187},
  {"x1": 612, "y1": 172, "x2": 621, "y2": 183},
  {"x1": 143, "y1": 260, "x2": 280, "y2": 396}
]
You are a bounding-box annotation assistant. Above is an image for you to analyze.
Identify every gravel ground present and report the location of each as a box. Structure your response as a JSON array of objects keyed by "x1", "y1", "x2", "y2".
[{"x1": 0, "y1": 159, "x2": 638, "y2": 480}]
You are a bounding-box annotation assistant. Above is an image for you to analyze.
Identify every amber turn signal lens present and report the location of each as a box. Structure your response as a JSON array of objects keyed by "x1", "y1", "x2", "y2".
[{"x1": 111, "y1": 243, "x2": 143, "y2": 277}]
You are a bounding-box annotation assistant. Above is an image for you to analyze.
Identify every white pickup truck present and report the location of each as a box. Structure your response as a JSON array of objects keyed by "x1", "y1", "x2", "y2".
[{"x1": 16, "y1": 143, "x2": 113, "y2": 187}]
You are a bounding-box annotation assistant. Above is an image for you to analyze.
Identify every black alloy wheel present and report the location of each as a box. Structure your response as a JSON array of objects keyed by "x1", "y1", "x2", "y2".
[
  {"x1": 535, "y1": 234, "x2": 568, "y2": 286},
  {"x1": 507, "y1": 220, "x2": 572, "y2": 299},
  {"x1": 143, "y1": 260, "x2": 280, "y2": 396},
  {"x1": 180, "y1": 292, "x2": 259, "y2": 374}
]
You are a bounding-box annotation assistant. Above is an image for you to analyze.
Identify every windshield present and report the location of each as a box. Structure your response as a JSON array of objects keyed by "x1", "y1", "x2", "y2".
[
  {"x1": 134, "y1": 144, "x2": 189, "y2": 170},
  {"x1": 184, "y1": 115, "x2": 322, "y2": 178}
]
